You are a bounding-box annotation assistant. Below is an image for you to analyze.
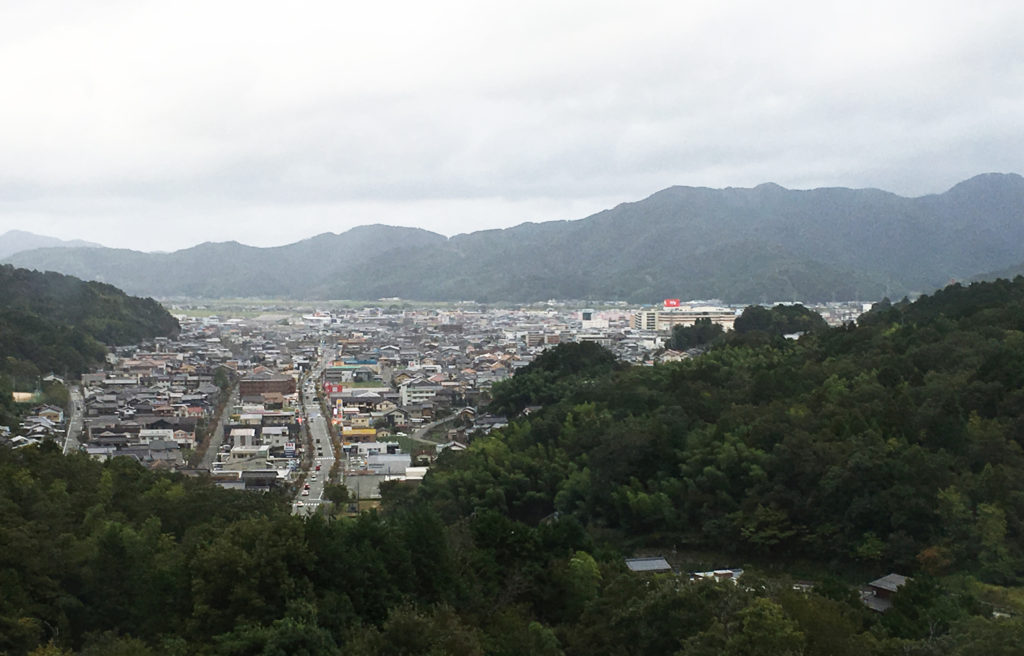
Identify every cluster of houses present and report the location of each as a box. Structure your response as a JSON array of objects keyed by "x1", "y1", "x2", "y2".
[
  {"x1": 625, "y1": 556, "x2": 912, "y2": 614},
  {"x1": 2, "y1": 399, "x2": 67, "y2": 448},
  {"x1": 77, "y1": 340, "x2": 228, "y2": 467},
  {"x1": 9, "y1": 299, "x2": 873, "y2": 473},
  {"x1": 0, "y1": 303, "x2": 686, "y2": 463},
  {"x1": 211, "y1": 370, "x2": 301, "y2": 483},
  {"x1": 77, "y1": 319, "x2": 319, "y2": 476}
]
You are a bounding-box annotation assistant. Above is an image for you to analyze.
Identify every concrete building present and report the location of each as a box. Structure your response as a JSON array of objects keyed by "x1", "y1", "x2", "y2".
[
  {"x1": 580, "y1": 308, "x2": 609, "y2": 331},
  {"x1": 400, "y1": 379, "x2": 441, "y2": 406},
  {"x1": 238, "y1": 371, "x2": 296, "y2": 397},
  {"x1": 631, "y1": 306, "x2": 737, "y2": 332}
]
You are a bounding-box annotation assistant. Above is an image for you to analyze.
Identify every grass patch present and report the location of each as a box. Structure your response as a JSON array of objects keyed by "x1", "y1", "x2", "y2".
[
  {"x1": 395, "y1": 435, "x2": 427, "y2": 454},
  {"x1": 944, "y1": 575, "x2": 1024, "y2": 614}
]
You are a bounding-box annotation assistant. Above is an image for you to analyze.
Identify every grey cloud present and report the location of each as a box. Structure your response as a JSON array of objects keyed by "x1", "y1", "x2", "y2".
[{"x1": 0, "y1": 1, "x2": 1022, "y2": 250}]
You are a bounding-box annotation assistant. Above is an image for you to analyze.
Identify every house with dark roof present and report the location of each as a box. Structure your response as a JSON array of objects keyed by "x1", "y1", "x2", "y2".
[
  {"x1": 862, "y1": 573, "x2": 909, "y2": 612},
  {"x1": 238, "y1": 371, "x2": 296, "y2": 396}
]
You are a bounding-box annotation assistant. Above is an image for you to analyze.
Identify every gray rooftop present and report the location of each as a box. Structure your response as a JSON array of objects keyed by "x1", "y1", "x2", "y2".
[
  {"x1": 625, "y1": 557, "x2": 673, "y2": 573},
  {"x1": 869, "y1": 573, "x2": 909, "y2": 592}
]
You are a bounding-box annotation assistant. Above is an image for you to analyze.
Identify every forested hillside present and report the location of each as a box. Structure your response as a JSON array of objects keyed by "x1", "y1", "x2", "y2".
[
  {"x1": 5, "y1": 279, "x2": 1024, "y2": 654},
  {"x1": 457, "y1": 280, "x2": 1024, "y2": 579},
  {"x1": 0, "y1": 265, "x2": 179, "y2": 381},
  {"x1": 7, "y1": 173, "x2": 1024, "y2": 303}
]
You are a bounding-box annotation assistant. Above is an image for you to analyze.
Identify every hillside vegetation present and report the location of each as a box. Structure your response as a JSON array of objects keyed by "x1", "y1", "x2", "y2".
[
  {"x1": 0, "y1": 265, "x2": 179, "y2": 421},
  {"x1": 460, "y1": 280, "x2": 1024, "y2": 580},
  {"x1": 7, "y1": 173, "x2": 1024, "y2": 303},
  {"x1": 6, "y1": 278, "x2": 1024, "y2": 654}
]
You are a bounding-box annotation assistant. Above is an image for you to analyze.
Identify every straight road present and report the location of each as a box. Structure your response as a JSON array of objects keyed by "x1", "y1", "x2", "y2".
[
  {"x1": 294, "y1": 356, "x2": 338, "y2": 516},
  {"x1": 63, "y1": 385, "x2": 84, "y2": 455},
  {"x1": 200, "y1": 384, "x2": 238, "y2": 470}
]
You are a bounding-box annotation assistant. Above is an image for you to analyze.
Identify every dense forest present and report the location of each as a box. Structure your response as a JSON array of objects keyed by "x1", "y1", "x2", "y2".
[
  {"x1": 664, "y1": 304, "x2": 827, "y2": 351},
  {"x1": 470, "y1": 284, "x2": 1024, "y2": 580},
  {"x1": 6, "y1": 279, "x2": 1024, "y2": 654}
]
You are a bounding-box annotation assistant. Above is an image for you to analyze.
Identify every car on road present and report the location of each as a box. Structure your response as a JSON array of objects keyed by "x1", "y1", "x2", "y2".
[
  {"x1": 304, "y1": 483, "x2": 311, "y2": 490},
  {"x1": 315, "y1": 464, "x2": 321, "y2": 471},
  {"x1": 302, "y1": 489, "x2": 309, "y2": 496}
]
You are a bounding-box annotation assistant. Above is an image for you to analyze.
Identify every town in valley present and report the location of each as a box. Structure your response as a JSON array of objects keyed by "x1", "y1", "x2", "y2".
[{"x1": 6, "y1": 297, "x2": 869, "y2": 517}]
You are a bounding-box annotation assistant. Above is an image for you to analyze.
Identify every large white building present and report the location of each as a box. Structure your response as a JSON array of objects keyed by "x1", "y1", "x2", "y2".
[
  {"x1": 580, "y1": 308, "x2": 609, "y2": 331},
  {"x1": 632, "y1": 306, "x2": 737, "y2": 332}
]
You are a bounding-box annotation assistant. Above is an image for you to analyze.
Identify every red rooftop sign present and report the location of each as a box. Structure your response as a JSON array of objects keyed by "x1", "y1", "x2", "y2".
[{"x1": 664, "y1": 298, "x2": 680, "y2": 307}]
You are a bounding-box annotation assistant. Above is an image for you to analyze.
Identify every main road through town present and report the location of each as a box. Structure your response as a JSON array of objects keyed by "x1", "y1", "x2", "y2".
[{"x1": 294, "y1": 346, "x2": 337, "y2": 516}]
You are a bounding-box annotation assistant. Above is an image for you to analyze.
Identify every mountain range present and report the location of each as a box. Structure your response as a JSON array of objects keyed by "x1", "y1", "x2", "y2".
[
  {"x1": 5, "y1": 172, "x2": 1024, "y2": 303},
  {"x1": 0, "y1": 230, "x2": 101, "y2": 260}
]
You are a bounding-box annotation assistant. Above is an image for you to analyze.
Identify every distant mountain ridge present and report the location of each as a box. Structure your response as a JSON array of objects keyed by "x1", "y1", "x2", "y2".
[
  {"x1": 5, "y1": 173, "x2": 1024, "y2": 303},
  {"x1": 0, "y1": 230, "x2": 102, "y2": 260},
  {"x1": 4, "y1": 225, "x2": 447, "y2": 298}
]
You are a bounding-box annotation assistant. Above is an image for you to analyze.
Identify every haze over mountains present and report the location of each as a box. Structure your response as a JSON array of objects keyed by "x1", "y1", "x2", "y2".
[
  {"x1": 6, "y1": 173, "x2": 1024, "y2": 303},
  {"x1": 0, "y1": 230, "x2": 101, "y2": 261}
]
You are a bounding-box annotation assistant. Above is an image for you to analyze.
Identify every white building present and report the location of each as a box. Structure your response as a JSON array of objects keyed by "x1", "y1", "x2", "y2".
[
  {"x1": 399, "y1": 379, "x2": 440, "y2": 406},
  {"x1": 580, "y1": 308, "x2": 610, "y2": 331},
  {"x1": 631, "y1": 306, "x2": 737, "y2": 332}
]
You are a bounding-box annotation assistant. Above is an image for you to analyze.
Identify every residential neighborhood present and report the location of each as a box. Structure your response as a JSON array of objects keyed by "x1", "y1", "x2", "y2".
[{"x1": 4, "y1": 298, "x2": 869, "y2": 515}]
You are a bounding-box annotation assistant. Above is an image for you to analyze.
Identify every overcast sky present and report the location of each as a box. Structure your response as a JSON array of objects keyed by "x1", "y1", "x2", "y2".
[{"x1": 1, "y1": 1, "x2": 1022, "y2": 252}]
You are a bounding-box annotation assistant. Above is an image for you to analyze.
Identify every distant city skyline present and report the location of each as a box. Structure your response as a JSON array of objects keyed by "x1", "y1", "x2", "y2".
[{"x1": 1, "y1": 1, "x2": 1022, "y2": 252}]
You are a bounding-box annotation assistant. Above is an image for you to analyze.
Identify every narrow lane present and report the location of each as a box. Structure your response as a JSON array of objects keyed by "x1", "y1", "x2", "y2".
[{"x1": 407, "y1": 413, "x2": 459, "y2": 445}]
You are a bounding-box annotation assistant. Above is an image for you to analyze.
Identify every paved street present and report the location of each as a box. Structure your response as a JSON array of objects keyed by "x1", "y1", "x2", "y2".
[
  {"x1": 199, "y1": 384, "x2": 238, "y2": 470},
  {"x1": 293, "y1": 350, "x2": 338, "y2": 516},
  {"x1": 407, "y1": 414, "x2": 458, "y2": 445},
  {"x1": 63, "y1": 385, "x2": 84, "y2": 455}
]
